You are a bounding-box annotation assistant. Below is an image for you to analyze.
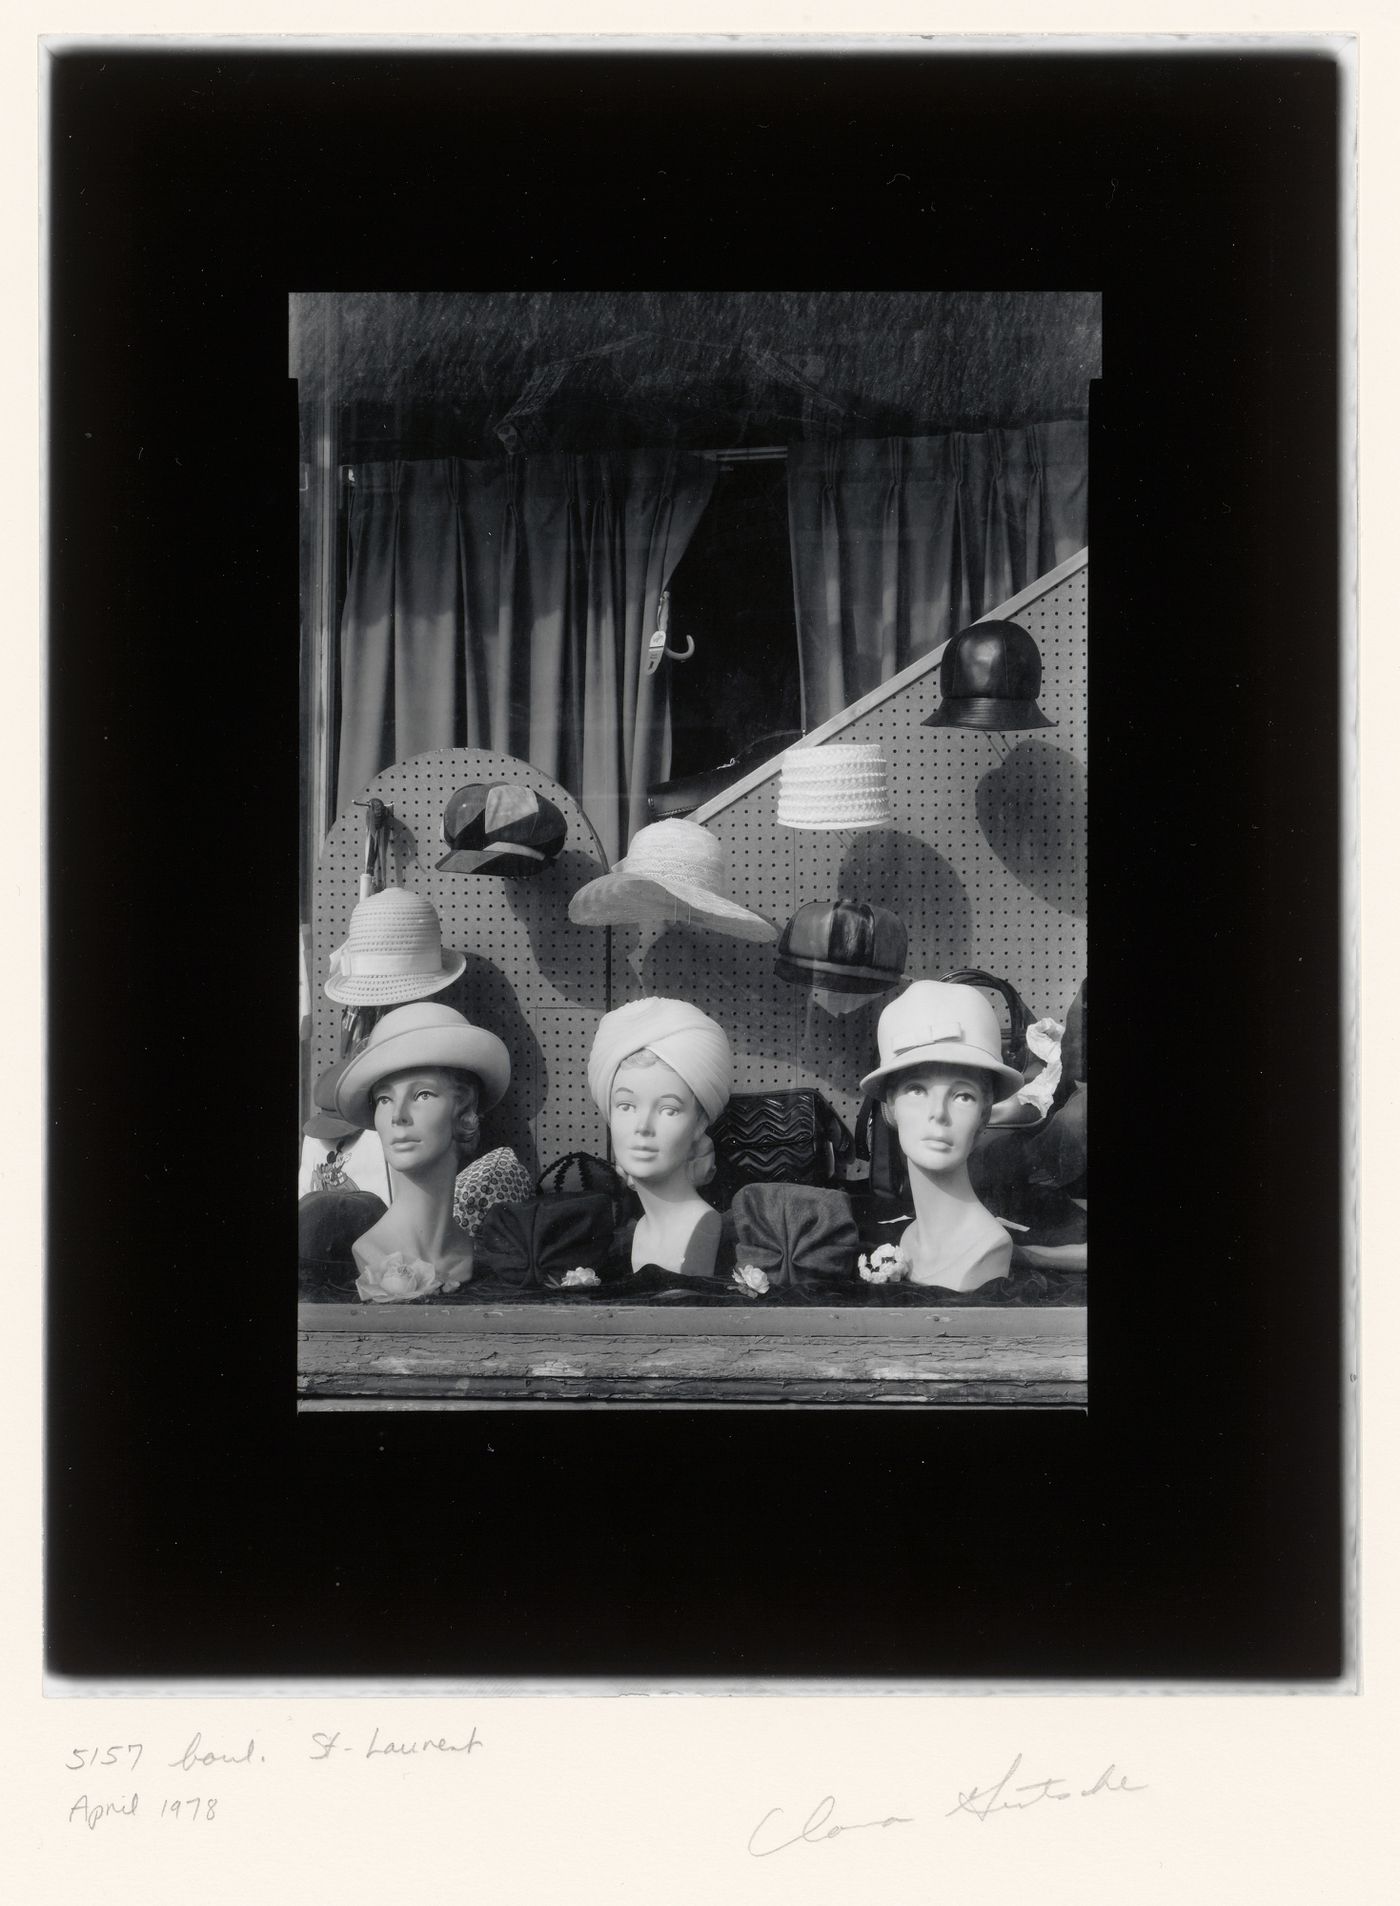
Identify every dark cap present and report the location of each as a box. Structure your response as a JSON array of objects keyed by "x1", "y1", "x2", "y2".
[
  {"x1": 775, "y1": 898, "x2": 908, "y2": 996},
  {"x1": 922, "y1": 620, "x2": 1056, "y2": 732},
  {"x1": 436, "y1": 784, "x2": 567, "y2": 876},
  {"x1": 303, "y1": 1056, "x2": 359, "y2": 1142}
]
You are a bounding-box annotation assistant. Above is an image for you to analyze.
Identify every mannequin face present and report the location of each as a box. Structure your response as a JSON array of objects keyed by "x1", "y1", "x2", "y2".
[
  {"x1": 609, "y1": 1056, "x2": 705, "y2": 1187},
  {"x1": 884, "y1": 1062, "x2": 992, "y2": 1175},
  {"x1": 371, "y1": 1066, "x2": 463, "y2": 1175}
]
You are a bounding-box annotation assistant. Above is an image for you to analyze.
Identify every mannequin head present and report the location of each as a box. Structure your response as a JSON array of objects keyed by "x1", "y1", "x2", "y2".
[
  {"x1": 370, "y1": 1065, "x2": 481, "y2": 1177},
  {"x1": 608, "y1": 1049, "x2": 715, "y2": 1190},
  {"x1": 880, "y1": 1061, "x2": 995, "y2": 1178}
]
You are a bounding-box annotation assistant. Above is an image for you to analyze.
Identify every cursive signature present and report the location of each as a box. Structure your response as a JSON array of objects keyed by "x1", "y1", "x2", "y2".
[
  {"x1": 748, "y1": 1794, "x2": 914, "y2": 1857},
  {"x1": 949, "y1": 1754, "x2": 1146, "y2": 1822}
]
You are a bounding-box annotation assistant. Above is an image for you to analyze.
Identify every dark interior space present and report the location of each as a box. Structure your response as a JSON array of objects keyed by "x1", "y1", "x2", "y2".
[{"x1": 663, "y1": 458, "x2": 802, "y2": 779}]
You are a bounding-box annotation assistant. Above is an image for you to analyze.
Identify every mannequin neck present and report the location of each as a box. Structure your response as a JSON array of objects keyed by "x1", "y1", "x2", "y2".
[
  {"x1": 631, "y1": 1170, "x2": 718, "y2": 1275},
  {"x1": 379, "y1": 1152, "x2": 468, "y2": 1260}
]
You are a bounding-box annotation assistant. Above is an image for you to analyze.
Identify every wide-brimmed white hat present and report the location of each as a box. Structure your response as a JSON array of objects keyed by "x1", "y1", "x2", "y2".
[
  {"x1": 323, "y1": 888, "x2": 466, "y2": 1005},
  {"x1": 567, "y1": 820, "x2": 776, "y2": 943},
  {"x1": 859, "y1": 980, "x2": 1024, "y2": 1103},
  {"x1": 333, "y1": 1001, "x2": 512, "y2": 1129}
]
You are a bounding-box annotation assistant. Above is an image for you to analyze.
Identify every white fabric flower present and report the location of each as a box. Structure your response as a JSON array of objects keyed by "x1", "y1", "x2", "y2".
[
  {"x1": 732, "y1": 1264, "x2": 771, "y2": 1297},
  {"x1": 858, "y1": 1243, "x2": 911, "y2": 1285},
  {"x1": 356, "y1": 1252, "x2": 442, "y2": 1304},
  {"x1": 560, "y1": 1267, "x2": 601, "y2": 1289}
]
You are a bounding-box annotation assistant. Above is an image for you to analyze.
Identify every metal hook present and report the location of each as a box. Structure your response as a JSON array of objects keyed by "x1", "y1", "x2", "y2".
[{"x1": 644, "y1": 589, "x2": 696, "y2": 675}]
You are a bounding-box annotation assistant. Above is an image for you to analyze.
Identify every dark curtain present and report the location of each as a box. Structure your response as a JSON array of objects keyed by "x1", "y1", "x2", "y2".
[
  {"x1": 336, "y1": 450, "x2": 716, "y2": 861},
  {"x1": 787, "y1": 423, "x2": 1089, "y2": 727}
]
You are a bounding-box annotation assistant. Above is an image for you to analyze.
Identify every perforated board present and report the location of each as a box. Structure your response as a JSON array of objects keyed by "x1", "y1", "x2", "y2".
[
  {"x1": 629, "y1": 554, "x2": 1089, "y2": 1140},
  {"x1": 312, "y1": 749, "x2": 612, "y2": 1176}
]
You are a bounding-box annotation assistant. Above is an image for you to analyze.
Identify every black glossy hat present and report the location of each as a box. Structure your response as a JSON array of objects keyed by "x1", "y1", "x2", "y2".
[{"x1": 922, "y1": 620, "x2": 1056, "y2": 732}]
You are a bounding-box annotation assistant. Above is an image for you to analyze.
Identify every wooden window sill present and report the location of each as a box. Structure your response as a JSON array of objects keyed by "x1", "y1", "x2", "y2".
[{"x1": 298, "y1": 1301, "x2": 1086, "y2": 1408}]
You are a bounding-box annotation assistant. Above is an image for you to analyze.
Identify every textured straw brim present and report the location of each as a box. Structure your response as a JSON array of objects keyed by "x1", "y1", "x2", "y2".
[
  {"x1": 922, "y1": 698, "x2": 1056, "y2": 731},
  {"x1": 334, "y1": 1021, "x2": 512, "y2": 1127},
  {"x1": 436, "y1": 848, "x2": 557, "y2": 876},
  {"x1": 859, "y1": 1043, "x2": 1024, "y2": 1104},
  {"x1": 777, "y1": 811, "x2": 891, "y2": 830},
  {"x1": 324, "y1": 949, "x2": 467, "y2": 1005},
  {"x1": 568, "y1": 873, "x2": 777, "y2": 943}
]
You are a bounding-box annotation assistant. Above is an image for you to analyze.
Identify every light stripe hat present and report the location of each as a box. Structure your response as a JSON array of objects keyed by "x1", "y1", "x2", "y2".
[
  {"x1": 776, "y1": 742, "x2": 892, "y2": 830},
  {"x1": 568, "y1": 819, "x2": 776, "y2": 943},
  {"x1": 333, "y1": 1001, "x2": 511, "y2": 1129},
  {"x1": 859, "y1": 980, "x2": 1024, "y2": 1104},
  {"x1": 323, "y1": 887, "x2": 466, "y2": 1006}
]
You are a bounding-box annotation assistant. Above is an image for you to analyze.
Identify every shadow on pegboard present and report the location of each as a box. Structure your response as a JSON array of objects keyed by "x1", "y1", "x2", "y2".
[
  {"x1": 975, "y1": 740, "x2": 1087, "y2": 919},
  {"x1": 503, "y1": 848, "x2": 613, "y2": 1009},
  {"x1": 436, "y1": 951, "x2": 547, "y2": 1177},
  {"x1": 633, "y1": 923, "x2": 806, "y2": 1070},
  {"x1": 837, "y1": 827, "x2": 973, "y2": 979}
]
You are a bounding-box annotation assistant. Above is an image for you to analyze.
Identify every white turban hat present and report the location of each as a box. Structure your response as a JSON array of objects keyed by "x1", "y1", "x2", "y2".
[{"x1": 587, "y1": 997, "x2": 733, "y2": 1127}]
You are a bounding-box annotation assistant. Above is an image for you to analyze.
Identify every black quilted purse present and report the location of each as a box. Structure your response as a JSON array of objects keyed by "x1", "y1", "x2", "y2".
[{"x1": 708, "y1": 1089, "x2": 852, "y2": 1212}]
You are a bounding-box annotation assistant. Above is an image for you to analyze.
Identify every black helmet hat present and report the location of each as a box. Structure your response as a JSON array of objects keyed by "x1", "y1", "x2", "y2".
[{"x1": 922, "y1": 619, "x2": 1056, "y2": 733}]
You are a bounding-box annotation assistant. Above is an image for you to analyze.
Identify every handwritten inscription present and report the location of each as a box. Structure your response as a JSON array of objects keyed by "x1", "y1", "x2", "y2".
[
  {"x1": 63, "y1": 1725, "x2": 485, "y2": 1829},
  {"x1": 309, "y1": 1726, "x2": 484, "y2": 1761},
  {"x1": 169, "y1": 1732, "x2": 259, "y2": 1772},
  {"x1": 949, "y1": 1754, "x2": 1146, "y2": 1822},
  {"x1": 69, "y1": 1793, "x2": 218, "y2": 1831},
  {"x1": 748, "y1": 1795, "x2": 914, "y2": 1857},
  {"x1": 748, "y1": 1757, "x2": 1145, "y2": 1853}
]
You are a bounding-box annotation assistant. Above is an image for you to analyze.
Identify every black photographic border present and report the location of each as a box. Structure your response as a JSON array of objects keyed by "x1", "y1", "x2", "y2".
[{"x1": 46, "y1": 41, "x2": 1346, "y2": 1683}]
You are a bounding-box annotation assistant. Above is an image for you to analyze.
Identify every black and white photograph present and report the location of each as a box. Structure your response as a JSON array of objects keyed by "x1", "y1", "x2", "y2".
[
  {"x1": 292, "y1": 290, "x2": 1097, "y2": 1407},
  {"x1": 40, "y1": 30, "x2": 1352, "y2": 1729}
]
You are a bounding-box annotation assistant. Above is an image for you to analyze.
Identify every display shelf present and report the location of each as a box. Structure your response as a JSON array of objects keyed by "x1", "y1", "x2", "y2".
[{"x1": 297, "y1": 1301, "x2": 1086, "y2": 1407}]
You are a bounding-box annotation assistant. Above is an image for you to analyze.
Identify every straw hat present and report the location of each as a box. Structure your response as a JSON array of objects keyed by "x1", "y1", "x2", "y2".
[
  {"x1": 776, "y1": 743, "x2": 892, "y2": 829},
  {"x1": 859, "y1": 980, "x2": 1024, "y2": 1103},
  {"x1": 567, "y1": 820, "x2": 776, "y2": 942},
  {"x1": 333, "y1": 1001, "x2": 512, "y2": 1130},
  {"x1": 323, "y1": 888, "x2": 466, "y2": 1005}
]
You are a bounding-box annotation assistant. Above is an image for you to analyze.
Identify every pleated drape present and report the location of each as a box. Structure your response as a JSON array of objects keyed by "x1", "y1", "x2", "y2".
[
  {"x1": 336, "y1": 450, "x2": 716, "y2": 862},
  {"x1": 786, "y1": 422, "x2": 1088, "y2": 728}
]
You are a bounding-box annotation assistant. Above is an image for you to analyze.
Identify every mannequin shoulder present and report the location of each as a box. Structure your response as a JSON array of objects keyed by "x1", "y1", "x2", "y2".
[{"x1": 350, "y1": 1219, "x2": 394, "y2": 1273}]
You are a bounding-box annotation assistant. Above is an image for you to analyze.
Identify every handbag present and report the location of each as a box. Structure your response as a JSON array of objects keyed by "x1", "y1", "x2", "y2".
[
  {"x1": 708, "y1": 1088, "x2": 852, "y2": 1211},
  {"x1": 535, "y1": 1151, "x2": 636, "y2": 1228}
]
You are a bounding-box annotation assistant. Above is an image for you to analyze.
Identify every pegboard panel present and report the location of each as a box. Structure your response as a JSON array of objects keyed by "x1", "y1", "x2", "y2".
[
  {"x1": 312, "y1": 749, "x2": 613, "y2": 1176},
  {"x1": 619, "y1": 555, "x2": 1089, "y2": 1139}
]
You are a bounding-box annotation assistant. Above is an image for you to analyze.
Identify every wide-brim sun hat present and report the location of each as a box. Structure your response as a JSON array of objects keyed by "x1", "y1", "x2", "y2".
[
  {"x1": 859, "y1": 979, "x2": 1024, "y2": 1104},
  {"x1": 333, "y1": 1001, "x2": 512, "y2": 1129},
  {"x1": 568, "y1": 819, "x2": 776, "y2": 943},
  {"x1": 324, "y1": 886, "x2": 466, "y2": 1006}
]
